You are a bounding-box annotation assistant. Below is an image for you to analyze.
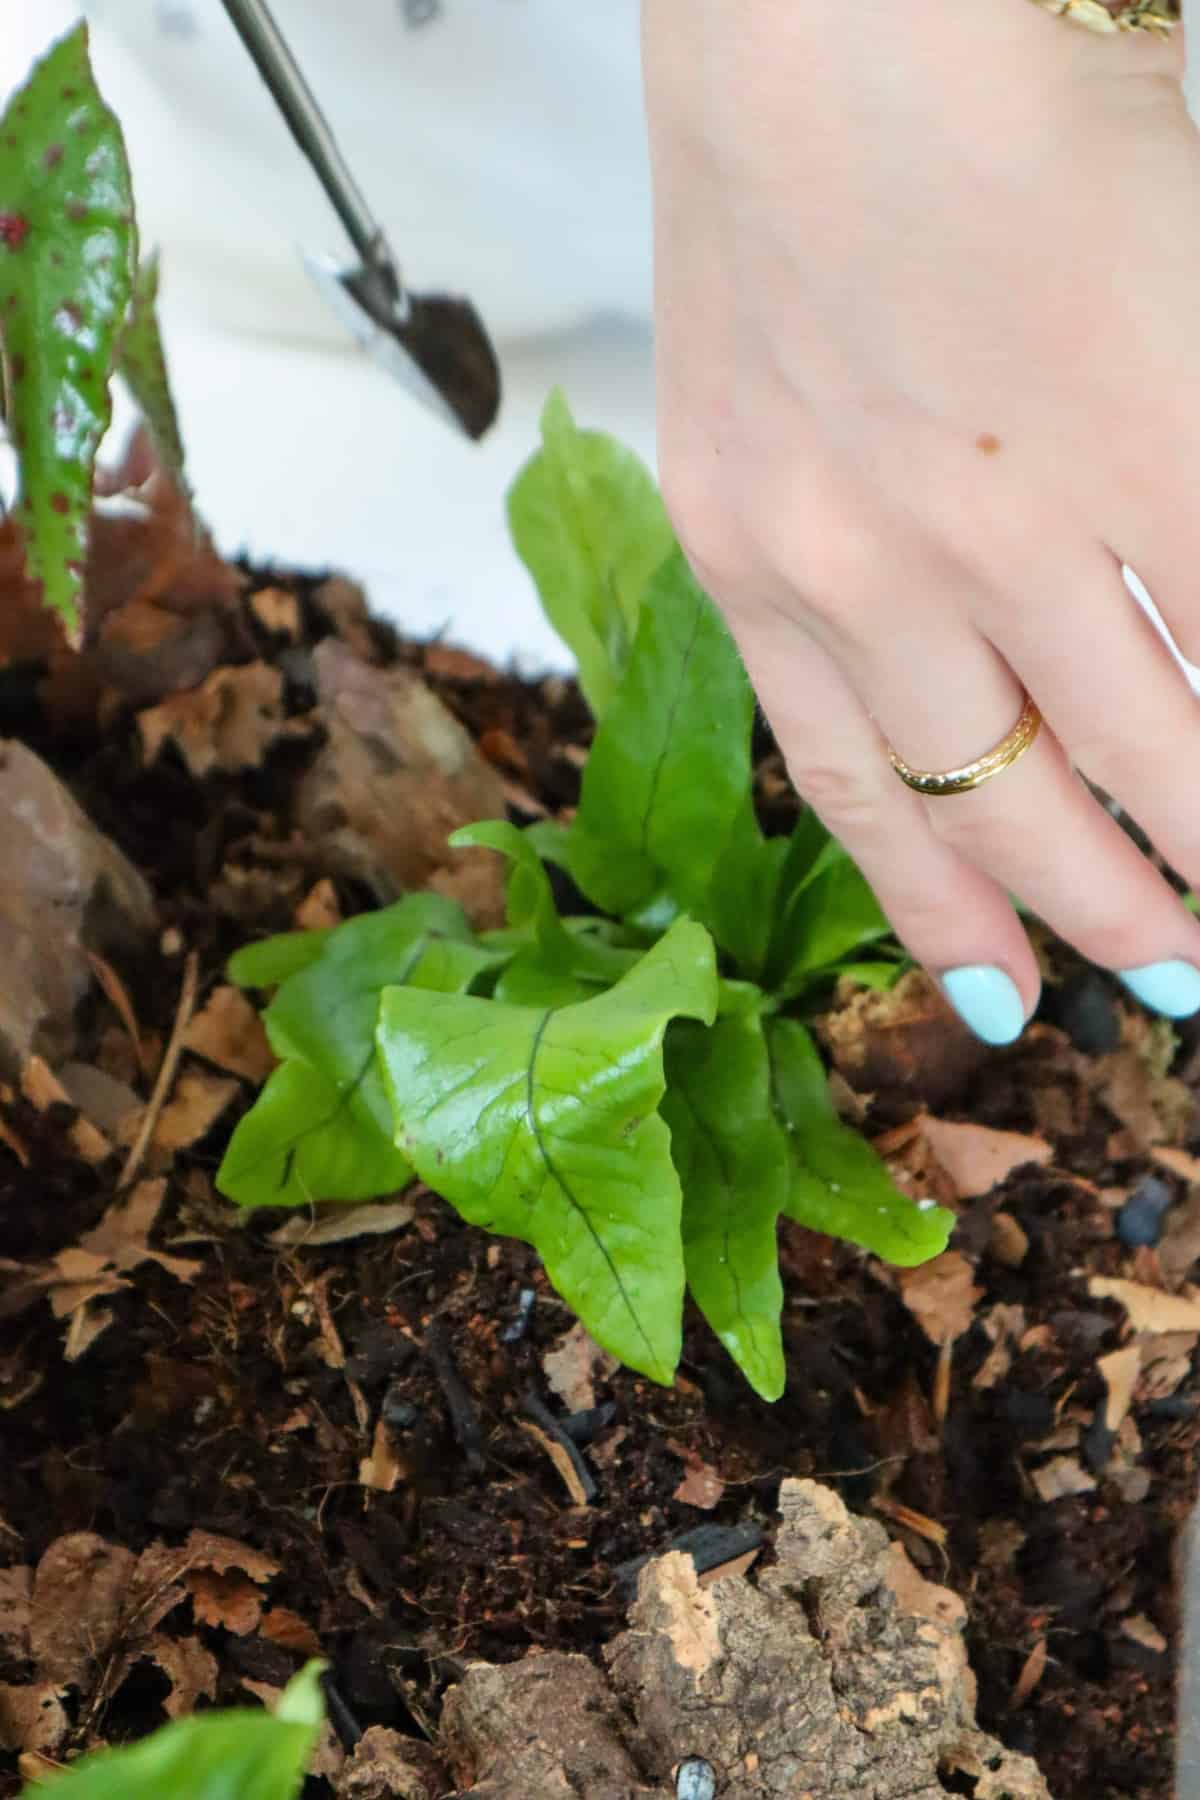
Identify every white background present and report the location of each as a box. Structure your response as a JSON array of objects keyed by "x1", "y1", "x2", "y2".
[{"x1": 3, "y1": 1, "x2": 1200, "y2": 682}]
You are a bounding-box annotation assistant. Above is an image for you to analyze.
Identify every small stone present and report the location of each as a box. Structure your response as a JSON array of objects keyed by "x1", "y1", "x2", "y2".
[
  {"x1": 1117, "y1": 1174, "x2": 1174, "y2": 1249},
  {"x1": 1052, "y1": 968, "x2": 1121, "y2": 1055},
  {"x1": 676, "y1": 1757, "x2": 716, "y2": 1800},
  {"x1": 0, "y1": 741, "x2": 155, "y2": 1077}
]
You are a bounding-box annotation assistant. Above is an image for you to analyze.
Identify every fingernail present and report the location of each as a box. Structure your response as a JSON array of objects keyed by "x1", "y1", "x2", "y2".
[
  {"x1": 941, "y1": 965, "x2": 1027, "y2": 1046},
  {"x1": 1117, "y1": 960, "x2": 1200, "y2": 1019}
]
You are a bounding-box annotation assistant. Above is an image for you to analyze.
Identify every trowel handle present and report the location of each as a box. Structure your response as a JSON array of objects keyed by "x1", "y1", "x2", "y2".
[{"x1": 220, "y1": 0, "x2": 397, "y2": 295}]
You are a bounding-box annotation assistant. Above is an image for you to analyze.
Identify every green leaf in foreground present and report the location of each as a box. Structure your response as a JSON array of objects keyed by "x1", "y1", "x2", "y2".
[
  {"x1": 217, "y1": 896, "x2": 502, "y2": 1209},
  {"x1": 663, "y1": 1014, "x2": 789, "y2": 1400},
  {"x1": 454, "y1": 819, "x2": 637, "y2": 1006},
  {"x1": 116, "y1": 249, "x2": 188, "y2": 490},
  {"x1": 22, "y1": 1660, "x2": 326, "y2": 1800},
  {"x1": 702, "y1": 798, "x2": 789, "y2": 981},
  {"x1": 767, "y1": 837, "x2": 891, "y2": 998},
  {"x1": 0, "y1": 23, "x2": 137, "y2": 633},
  {"x1": 377, "y1": 918, "x2": 719, "y2": 1384},
  {"x1": 565, "y1": 548, "x2": 754, "y2": 921},
  {"x1": 228, "y1": 927, "x2": 333, "y2": 990},
  {"x1": 766, "y1": 1018, "x2": 953, "y2": 1265},
  {"x1": 507, "y1": 388, "x2": 675, "y2": 719}
]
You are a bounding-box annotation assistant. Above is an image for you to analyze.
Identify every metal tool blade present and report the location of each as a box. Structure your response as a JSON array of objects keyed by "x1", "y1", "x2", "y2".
[{"x1": 220, "y1": 0, "x2": 501, "y2": 439}]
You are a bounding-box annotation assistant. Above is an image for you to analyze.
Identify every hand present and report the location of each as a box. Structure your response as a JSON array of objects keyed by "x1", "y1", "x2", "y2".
[{"x1": 641, "y1": 0, "x2": 1200, "y2": 1043}]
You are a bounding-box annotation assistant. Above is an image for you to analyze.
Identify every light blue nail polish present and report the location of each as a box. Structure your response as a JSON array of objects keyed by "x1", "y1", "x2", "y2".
[
  {"x1": 941, "y1": 966, "x2": 1027, "y2": 1046},
  {"x1": 1118, "y1": 961, "x2": 1200, "y2": 1019}
]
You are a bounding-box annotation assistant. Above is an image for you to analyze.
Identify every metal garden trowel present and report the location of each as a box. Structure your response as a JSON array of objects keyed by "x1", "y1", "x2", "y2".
[{"x1": 220, "y1": 0, "x2": 501, "y2": 440}]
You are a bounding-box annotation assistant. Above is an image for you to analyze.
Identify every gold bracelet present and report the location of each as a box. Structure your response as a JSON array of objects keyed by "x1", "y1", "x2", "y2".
[{"x1": 1026, "y1": 0, "x2": 1179, "y2": 33}]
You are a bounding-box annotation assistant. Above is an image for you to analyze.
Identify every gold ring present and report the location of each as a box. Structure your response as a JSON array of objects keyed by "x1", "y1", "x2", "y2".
[{"x1": 887, "y1": 693, "x2": 1042, "y2": 797}]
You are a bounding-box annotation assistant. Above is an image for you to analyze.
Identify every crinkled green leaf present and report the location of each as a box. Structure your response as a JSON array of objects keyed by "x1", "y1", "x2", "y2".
[
  {"x1": 228, "y1": 928, "x2": 333, "y2": 990},
  {"x1": 766, "y1": 1018, "x2": 953, "y2": 1265},
  {"x1": 377, "y1": 918, "x2": 719, "y2": 1384},
  {"x1": 820, "y1": 958, "x2": 908, "y2": 994},
  {"x1": 216, "y1": 1059, "x2": 403, "y2": 1211},
  {"x1": 767, "y1": 838, "x2": 892, "y2": 1000},
  {"x1": 507, "y1": 388, "x2": 675, "y2": 718},
  {"x1": 564, "y1": 548, "x2": 754, "y2": 920},
  {"x1": 521, "y1": 816, "x2": 573, "y2": 873},
  {"x1": 703, "y1": 798, "x2": 789, "y2": 980},
  {"x1": 0, "y1": 23, "x2": 137, "y2": 633},
  {"x1": 453, "y1": 819, "x2": 638, "y2": 1007},
  {"x1": 24, "y1": 1660, "x2": 326, "y2": 1800},
  {"x1": 663, "y1": 1015, "x2": 788, "y2": 1400},
  {"x1": 217, "y1": 896, "x2": 504, "y2": 1209},
  {"x1": 116, "y1": 249, "x2": 187, "y2": 490}
]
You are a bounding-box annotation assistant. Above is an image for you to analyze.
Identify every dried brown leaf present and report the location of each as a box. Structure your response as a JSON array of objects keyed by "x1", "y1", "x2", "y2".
[
  {"x1": 260, "y1": 1608, "x2": 323, "y2": 1658},
  {"x1": 1098, "y1": 1344, "x2": 1142, "y2": 1432},
  {"x1": 973, "y1": 1304, "x2": 1027, "y2": 1392},
  {"x1": 84, "y1": 953, "x2": 147, "y2": 1078},
  {"x1": 183, "y1": 986, "x2": 274, "y2": 1083},
  {"x1": 184, "y1": 1569, "x2": 264, "y2": 1636},
  {"x1": 989, "y1": 1212, "x2": 1030, "y2": 1269},
  {"x1": 672, "y1": 1460, "x2": 725, "y2": 1511},
  {"x1": 138, "y1": 663, "x2": 305, "y2": 778},
  {"x1": 313, "y1": 576, "x2": 379, "y2": 664},
  {"x1": 29, "y1": 1534, "x2": 137, "y2": 1686},
  {"x1": 873, "y1": 1497, "x2": 947, "y2": 1549},
  {"x1": 1090, "y1": 1034, "x2": 1195, "y2": 1153},
  {"x1": 141, "y1": 1633, "x2": 218, "y2": 1719},
  {"x1": 269, "y1": 1200, "x2": 415, "y2": 1249},
  {"x1": 0, "y1": 1114, "x2": 30, "y2": 1168},
  {"x1": 56, "y1": 1064, "x2": 142, "y2": 1145},
  {"x1": 1010, "y1": 1638, "x2": 1048, "y2": 1710},
  {"x1": 920, "y1": 1117, "x2": 1053, "y2": 1200},
  {"x1": 152, "y1": 1066, "x2": 239, "y2": 1154},
  {"x1": 518, "y1": 1421, "x2": 590, "y2": 1508},
  {"x1": 1089, "y1": 1276, "x2": 1200, "y2": 1333},
  {"x1": 1140, "y1": 1331, "x2": 1198, "y2": 1400},
  {"x1": 20, "y1": 1059, "x2": 112, "y2": 1166},
  {"x1": 180, "y1": 1530, "x2": 279, "y2": 1585},
  {"x1": 696, "y1": 1549, "x2": 761, "y2": 1590},
  {"x1": 1030, "y1": 1456, "x2": 1097, "y2": 1503},
  {"x1": 73, "y1": 1179, "x2": 203, "y2": 1287},
  {"x1": 292, "y1": 639, "x2": 506, "y2": 925},
  {"x1": 249, "y1": 587, "x2": 301, "y2": 640},
  {"x1": 1122, "y1": 1614, "x2": 1168, "y2": 1655},
  {"x1": 0, "y1": 1567, "x2": 32, "y2": 1661},
  {"x1": 359, "y1": 1418, "x2": 407, "y2": 1494},
  {"x1": 898, "y1": 1251, "x2": 982, "y2": 1348},
  {"x1": 0, "y1": 1683, "x2": 69, "y2": 1756},
  {"x1": 294, "y1": 879, "x2": 342, "y2": 931},
  {"x1": 1151, "y1": 1145, "x2": 1200, "y2": 1182},
  {"x1": 1157, "y1": 1191, "x2": 1200, "y2": 1289},
  {"x1": 62, "y1": 1304, "x2": 116, "y2": 1362},
  {"x1": 542, "y1": 1322, "x2": 617, "y2": 1413}
]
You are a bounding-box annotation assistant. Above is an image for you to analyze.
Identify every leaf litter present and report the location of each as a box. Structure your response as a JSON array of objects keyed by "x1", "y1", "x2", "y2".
[{"x1": 0, "y1": 487, "x2": 1198, "y2": 1795}]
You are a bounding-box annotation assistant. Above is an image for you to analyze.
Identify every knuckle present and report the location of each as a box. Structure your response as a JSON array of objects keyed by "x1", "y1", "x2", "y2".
[
  {"x1": 925, "y1": 793, "x2": 1026, "y2": 862},
  {"x1": 789, "y1": 765, "x2": 892, "y2": 843},
  {"x1": 658, "y1": 457, "x2": 754, "y2": 599},
  {"x1": 743, "y1": 477, "x2": 886, "y2": 639}
]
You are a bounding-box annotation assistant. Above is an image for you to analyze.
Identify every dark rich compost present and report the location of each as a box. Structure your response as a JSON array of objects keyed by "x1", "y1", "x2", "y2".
[{"x1": 0, "y1": 485, "x2": 1197, "y2": 1798}]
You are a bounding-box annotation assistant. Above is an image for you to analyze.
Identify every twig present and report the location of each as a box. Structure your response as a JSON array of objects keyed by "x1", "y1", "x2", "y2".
[
  {"x1": 119, "y1": 950, "x2": 199, "y2": 1189},
  {"x1": 523, "y1": 1389, "x2": 597, "y2": 1504},
  {"x1": 425, "y1": 1316, "x2": 483, "y2": 1472}
]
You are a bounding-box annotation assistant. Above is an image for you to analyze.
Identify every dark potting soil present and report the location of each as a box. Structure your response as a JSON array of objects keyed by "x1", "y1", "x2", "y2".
[{"x1": 0, "y1": 519, "x2": 1197, "y2": 1799}]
